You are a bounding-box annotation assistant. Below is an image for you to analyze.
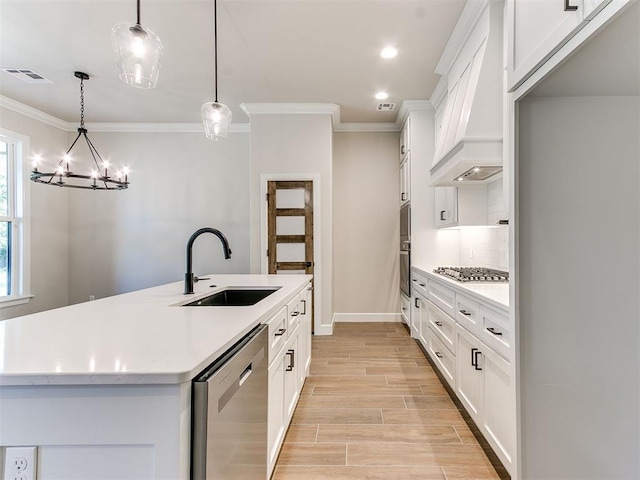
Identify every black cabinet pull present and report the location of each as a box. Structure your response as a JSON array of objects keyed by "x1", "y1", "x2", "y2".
[
  {"x1": 412, "y1": 279, "x2": 418, "y2": 283},
  {"x1": 414, "y1": 298, "x2": 420, "y2": 308},
  {"x1": 419, "y1": 283, "x2": 426, "y2": 287},
  {"x1": 274, "y1": 328, "x2": 286, "y2": 337},
  {"x1": 435, "y1": 352, "x2": 443, "y2": 359},
  {"x1": 401, "y1": 145, "x2": 405, "y2": 155},
  {"x1": 564, "y1": 0, "x2": 578, "y2": 11},
  {"x1": 434, "y1": 321, "x2": 443, "y2": 327},
  {"x1": 401, "y1": 192, "x2": 406, "y2": 201},
  {"x1": 459, "y1": 310, "x2": 471, "y2": 316},
  {"x1": 291, "y1": 311, "x2": 300, "y2": 317},
  {"x1": 471, "y1": 348, "x2": 482, "y2": 371},
  {"x1": 286, "y1": 349, "x2": 295, "y2": 371},
  {"x1": 487, "y1": 327, "x2": 503, "y2": 336},
  {"x1": 301, "y1": 299, "x2": 307, "y2": 315},
  {"x1": 440, "y1": 210, "x2": 446, "y2": 221}
]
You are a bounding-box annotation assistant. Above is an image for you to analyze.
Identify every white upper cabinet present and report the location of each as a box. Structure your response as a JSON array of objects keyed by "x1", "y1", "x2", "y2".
[{"x1": 506, "y1": 0, "x2": 623, "y2": 90}]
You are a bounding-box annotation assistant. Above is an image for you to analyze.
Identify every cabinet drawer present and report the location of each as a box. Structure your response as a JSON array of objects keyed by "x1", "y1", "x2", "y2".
[
  {"x1": 480, "y1": 305, "x2": 510, "y2": 360},
  {"x1": 428, "y1": 279, "x2": 456, "y2": 317},
  {"x1": 266, "y1": 306, "x2": 288, "y2": 364},
  {"x1": 427, "y1": 301, "x2": 456, "y2": 354},
  {"x1": 455, "y1": 293, "x2": 481, "y2": 334},
  {"x1": 427, "y1": 328, "x2": 455, "y2": 388},
  {"x1": 401, "y1": 294, "x2": 411, "y2": 325},
  {"x1": 287, "y1": 296, "x2": 302, "y2": 333},
  {"x1": 411, "y1": 272, "x2": 429, "y2": 298}
]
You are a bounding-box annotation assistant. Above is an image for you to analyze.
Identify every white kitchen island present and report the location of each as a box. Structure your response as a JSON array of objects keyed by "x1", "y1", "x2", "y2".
[{"x1": 0, "y1": 274, "x2": 312, "y2": 480}]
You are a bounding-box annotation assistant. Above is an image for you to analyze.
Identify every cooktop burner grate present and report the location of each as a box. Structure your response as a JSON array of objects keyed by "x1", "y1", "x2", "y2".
[{"x1": 434, "y1": 267, "x2": 509, "y2": 283}]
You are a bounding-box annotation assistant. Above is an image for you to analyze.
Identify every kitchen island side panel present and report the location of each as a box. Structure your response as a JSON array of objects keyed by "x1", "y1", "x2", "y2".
[{"x1": 518, "y1": 95, "x2": 640, "y2": 479}]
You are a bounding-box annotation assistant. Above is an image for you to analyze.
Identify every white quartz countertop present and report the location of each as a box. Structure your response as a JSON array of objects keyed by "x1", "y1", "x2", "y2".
[
  {"x1": 0, "y1": 274, "x2": 311, "y2": 386},
  {"x1": 412, "y1": 265, "x2": 509, "y2": 311}
]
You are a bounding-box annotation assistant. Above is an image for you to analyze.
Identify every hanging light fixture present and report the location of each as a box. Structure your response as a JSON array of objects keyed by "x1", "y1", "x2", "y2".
[
  {"x1": 201, "y1": 0, "x2": 232, "y2": 140},
  {"x1": 111, "y1": 0, "x2": 163, "y2": 89},
  {"x1": 31, "y1": 72, "x2": 130, "y2": 190}
]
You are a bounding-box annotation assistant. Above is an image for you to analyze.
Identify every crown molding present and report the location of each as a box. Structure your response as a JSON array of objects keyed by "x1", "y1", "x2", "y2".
[
  {"x1": 86, "y1": 123, "x2": 251, "y2": 134},
  {"x1": 334, "y1": 123, "x2": 400, "y2": 133},
  {"x1": 434, "y1": 0, "x2": 489, "y2": 75},
  {"x1": 240, "y1": 103, "x2": 341, "y2": 129},
  {"x1": 395, "y1": 100, "x2": 434, "y2": 128},
  {"x1": 0, "y1": 95, "x2": 70, "y2": 131}
]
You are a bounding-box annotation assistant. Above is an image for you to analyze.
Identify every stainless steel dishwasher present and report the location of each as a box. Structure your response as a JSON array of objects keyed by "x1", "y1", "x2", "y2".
[{"x1": 191, "y1": 324, "x2": 268, "y2": 480}]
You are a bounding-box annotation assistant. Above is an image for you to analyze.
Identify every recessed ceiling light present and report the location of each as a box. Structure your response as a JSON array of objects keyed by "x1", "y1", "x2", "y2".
[
  {"x1": 375, "y1": 91, "x2": 389, "y2": 100},
  {"x1": 380, "y1": 47, "x2": 398, "y2": 59}
]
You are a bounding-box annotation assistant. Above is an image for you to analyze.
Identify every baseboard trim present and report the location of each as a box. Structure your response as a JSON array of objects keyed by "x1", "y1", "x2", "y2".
[{"x1": 333, "y1": 313, "x2": 402, "y2": 323}]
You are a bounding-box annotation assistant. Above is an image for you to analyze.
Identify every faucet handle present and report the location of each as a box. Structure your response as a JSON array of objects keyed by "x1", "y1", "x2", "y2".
[{"x1": 194, "y1": 276, "x2": 210, "y2": 283}]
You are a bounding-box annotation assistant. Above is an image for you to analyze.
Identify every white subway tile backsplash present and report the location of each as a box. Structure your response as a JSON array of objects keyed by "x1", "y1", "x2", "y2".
[{"x1": 459, "y1": 225, "x2": 509, "y2": 271}]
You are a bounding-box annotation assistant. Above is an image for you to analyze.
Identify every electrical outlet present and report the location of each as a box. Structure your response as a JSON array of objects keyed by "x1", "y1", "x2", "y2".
[
  {"x1": 89, "y1": 294, "x2": 95, "y2": 301},
  {"x1": 3, "y1": 447, "x2": 37, "y2": 480}
]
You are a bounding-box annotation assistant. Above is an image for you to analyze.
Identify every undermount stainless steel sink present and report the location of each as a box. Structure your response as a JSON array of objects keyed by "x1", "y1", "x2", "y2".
[{"x1": 183, "y1": 287, "x2": 281, "y2": 307}]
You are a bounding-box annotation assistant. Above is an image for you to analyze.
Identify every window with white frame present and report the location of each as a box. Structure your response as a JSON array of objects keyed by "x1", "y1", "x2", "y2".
[{"x1": 0, "y1": 133, "x2": 29, "y2": 305}]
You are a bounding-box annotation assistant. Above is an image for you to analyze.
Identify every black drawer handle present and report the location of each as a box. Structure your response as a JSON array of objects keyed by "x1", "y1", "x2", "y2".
[
  {"x1": 564, "y1": 0, "x2": 578, "y2": 11},
  {"x1": 401, "y1": 307, "x2": 406, "y2": 312},
  {"x1": 414, "y1": 298, "x2": 420, "y2": 308},
  {"x1": 274, "y1": 328, "x2": 286, "y2": 337},
  {"x1": 300, "y1": 299, "x2": 307, "y2": 315},
  {"x1": 435, "y1": 352, "x2": 443, "y2": 359},
  {"x1": 419, "y1": 283, "x2": 426, "y2": 287},
  {"x1": 401, "y1": 145, "x2": 405, "y2": 155},
  {"x1": 434, "y1": 321, "x2": 443, "y2": 327},
  {"x1": 291, "y1": 311, "x2": 300, "y2": 317},
  {"x1": 459, "y1": 310, "x2": 471, "y2": 316},
  {"x1": 487, "y1": 327, "x2": 503, "y2": 336},
  {"x1": 412, "y1": 279, "x2": 418, "y2": 283},
  {"x1": 401, "y1": 193, "x2": 406, "y2": 201},
  {"x1": 440, "y1": 210, "x2": 446, "y2": 221},
  {"x1": 286, "y1": 349, "x2": 295, "y2": 371}
]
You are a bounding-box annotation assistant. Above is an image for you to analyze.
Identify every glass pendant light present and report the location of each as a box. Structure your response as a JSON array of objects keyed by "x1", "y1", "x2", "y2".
[
  {"x1": 201, "y1": 0, "x2": 232, "y2": 140},
  {"x1": 111, "y1": 0, "x2": 163, "y2": 89}
]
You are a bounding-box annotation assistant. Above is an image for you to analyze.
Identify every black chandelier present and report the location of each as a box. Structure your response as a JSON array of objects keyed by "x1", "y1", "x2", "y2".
[{"x1": 31, "y1": 72, "x2": 129, "y2": 190}]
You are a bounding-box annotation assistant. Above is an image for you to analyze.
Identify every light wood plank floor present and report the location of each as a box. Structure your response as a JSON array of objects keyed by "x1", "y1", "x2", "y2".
[{"x1": 272, "y1": 322, "x2": 505, "y2": 480}]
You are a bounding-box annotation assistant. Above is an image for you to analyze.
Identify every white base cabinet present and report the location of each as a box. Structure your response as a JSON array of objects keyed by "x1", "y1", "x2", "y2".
[
  {"x1": 266, "y1": 283, "x2": 312, "y2": 478},
  {"x1": 455, "y1": 325, "x2": 514, "y2": 469}
]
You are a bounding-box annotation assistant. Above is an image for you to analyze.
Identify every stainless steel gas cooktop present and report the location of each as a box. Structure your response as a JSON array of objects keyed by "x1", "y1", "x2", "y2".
[{"x1": 434, "y1": 267, "x2": 509, "y2": 283}]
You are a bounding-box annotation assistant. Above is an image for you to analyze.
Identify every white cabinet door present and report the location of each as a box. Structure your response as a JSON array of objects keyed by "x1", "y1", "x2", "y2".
[
  {"x1": 267, "y1": 355, "x2": 285, "y2": 476},
  {"x1": 455, "y1": 325, "x2": 484, "y2": 422},
  {"x1": 482, "y1": 345, "x2": 515, "y2": 470},
  {"x1": 283, "y1": 331, "x2": 300, "y2": 423},
  {"x1": 298, "y1": 286, "x2": 313, "y2": 378},
  {"x1": 401, "y1": 293, "x2": 411, "y2": 326},
  {"x1": 400, "y1": 117, "x2": 411, "y2": 160},
  {"x1": 434, "y1": 186, "x2": 458, "y2": 227},
  {"x1": 410, "y1": 294, "x2": 422, "y2": 340},
  {"x1": 414, "y1": 293, "x2": 429, "y2": 348},
  {"x1": 400, "y1": 155, "x2": 411, "y2": 205},
  {"x1": 508, "y1": 0, "x2": 584, "y2": 89}
]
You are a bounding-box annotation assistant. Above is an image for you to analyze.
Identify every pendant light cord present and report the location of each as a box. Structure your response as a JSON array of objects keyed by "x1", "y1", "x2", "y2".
[
  {"x1": 214, "y1": 0, "x2": 218, "y2": 103},
  {"x1": 136, "y1": 0, "x2": 142, "y2": 26}
]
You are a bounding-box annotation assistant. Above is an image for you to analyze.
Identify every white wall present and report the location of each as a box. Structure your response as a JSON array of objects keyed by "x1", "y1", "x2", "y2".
[
  {"x1": 0, "y1": 107, "x2": 69, "y2": 319},
  {"x1": 248, "y1": 114, "x2": 333, "y2": 333},
  {"x1": 67, "y1": 131, "x2": 250, "y2": 304},
  {"x1": 332, "y1": 132, "x2": 399, "y2": 319},
  {"x1": 518, "y1": 95, "x2": 639, "y2": 479}
]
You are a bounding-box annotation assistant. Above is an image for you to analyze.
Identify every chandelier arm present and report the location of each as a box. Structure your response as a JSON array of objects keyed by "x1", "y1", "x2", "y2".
[
  {"x1": 61, "y1": 131, "x2": 84, "y2": 165},
  {"x1": 83, "y1": 134, "x2": 111, "y2": 189}
]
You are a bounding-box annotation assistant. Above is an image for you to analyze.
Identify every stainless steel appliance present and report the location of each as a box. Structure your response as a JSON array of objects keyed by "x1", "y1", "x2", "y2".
[
  {"x1": 400, "y1": 204, "x2": 411, "y2": 297},
  {"x1": 434, "y1": 266, "x2": 509, "y2": 283},
  {"x1": 191, "y1": 324, "x2": 268, "y2": 480}
]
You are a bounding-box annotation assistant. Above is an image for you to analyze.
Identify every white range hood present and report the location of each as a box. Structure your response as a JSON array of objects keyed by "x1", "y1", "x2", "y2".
[{"x1": 430, "y1": 1, "x2": 504, "y2": 186}]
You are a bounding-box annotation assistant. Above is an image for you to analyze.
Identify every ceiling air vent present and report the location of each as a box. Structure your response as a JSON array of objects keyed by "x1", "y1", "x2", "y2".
[
  {"x1": 2, "y1": 69, "x2": 53, "y2": 84},
  {"x1": 376, "y1": 103, "x2": 396, "y2": 112}
]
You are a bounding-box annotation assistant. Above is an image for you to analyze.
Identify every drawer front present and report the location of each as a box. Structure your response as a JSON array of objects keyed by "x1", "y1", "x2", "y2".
[
  {"x1": 480, "y1": 305, "x2": 510, "y2": 360},
  {"x1": 427, "y1": 328, "x2": 455, "y2": 388},
  {"x1": 267, "y1": 306, "x2": 288, "y2": 364},
  {"x1": 287, "y1": 296, "x2": 302, "y2": 333},
  {"x1": 401, "y1": 294, "x2": 411, "y2": 325},
  {"x1": 411, "y1": 272, "x2": 429, "y2": 298},
  {"x1": 427, "y1": 301, "x2": 456, "y2": 354},
  {"x1": 428, "y1": 279, "x2": 456, "y2": 317},
  {"x1": 455, "y1": 293, "x2": 481, "y2": 335}
]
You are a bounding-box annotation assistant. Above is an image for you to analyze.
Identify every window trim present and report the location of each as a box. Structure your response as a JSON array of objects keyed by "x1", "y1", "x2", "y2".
[{"x1": 0, "y1": 129, "x2": 31, "y2": 307}]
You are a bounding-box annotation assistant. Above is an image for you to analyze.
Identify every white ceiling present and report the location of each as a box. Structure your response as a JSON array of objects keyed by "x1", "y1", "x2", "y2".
[{"x1": 0, "y1": 0, "x2": 465, "y2": 126}]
